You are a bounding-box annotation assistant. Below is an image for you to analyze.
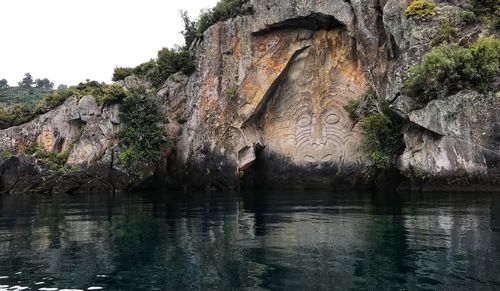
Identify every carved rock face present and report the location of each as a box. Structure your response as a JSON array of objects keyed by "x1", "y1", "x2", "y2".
[{"x1": 260, "y1": 30, "x2": 367, "y2": 168}]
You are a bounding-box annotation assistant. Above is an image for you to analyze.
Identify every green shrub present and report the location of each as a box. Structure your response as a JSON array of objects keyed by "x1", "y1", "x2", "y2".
[
  {"x1": 431, "y1": 18, "x2": 457, "y2": 47},
  {"x1": 34, "y1": 88, "x2": 73, "y2": 114},
  {"x1": 343, "y1": 91, "x2": 404, "y2": 169},
  {"x1": 97, "y1": 83, "x2": 127, "y2": 105},
  {"x1": 24, "y1": 143, "x2": 69, "y2": 171},
  {"x1": 361, "y1": 103, "x2": 404, "y2": 169},
  {"x1": 197, "y1": 0, "x2": 253, "y2": 35},
  {"x1": 460, "y1": 10, "x2": 478, "y2": 24},
  {"x1": 128, "y1": 48, "x2": 195, "y2": 89},
  {"x1": 176, "y1": 115, "x2": 188, "y2": 124},
  {"x1": 404, "y1": 0, "x2": 435, "y2": 18},
  {"x1": 118, "y1": 89, "x2": 172, "y2": 175},
  {"x1": 112, "y1": 67, "x2": 134, "y2": 82},
  {"x1": 2, "y1": 81, "x2": 129, "y2": 129},
  {"x1": 404, "y1": 36, "x2": 500, "y2": 102},
  {"x1": 181, "y1": 0, "x2": 254, "y2": 47},
  {"x1": 74, "y1": 80, "x2": 106, "y2": 97},
  {"x1": 469, "y1": 0, "x2": 500, "y2": 31},
  {"x1": 153, "y1": 48, "x2": 196, "y2": 88},
  {"x1": 2, "y1": 151, "x2": 13, "y2": 159},
  {"x1": 224, "y1": 86, "x2": 237, "y2": 99},
  {"x1": 344, "y1": 99, "x2": 361, "y2": 120},
  {"x1": 132, "y1": 60, "x2": 157, "y2": 77}
]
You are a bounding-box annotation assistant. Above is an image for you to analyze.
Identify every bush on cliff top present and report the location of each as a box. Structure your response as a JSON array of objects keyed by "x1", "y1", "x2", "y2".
[
  {"x1": 404, "y1": 36, "x2": 500, "y2": 102},
  {"x1": 112, "y1": 47, "x2": 195, "y2": 88},
  {"x1": 112, "y1": 0, "x2": 254, "y2": 88},
  {"x1": 181, "y1": 0, "x2": 254, "y2": 48},
  {"x1": 0, "y1": 81, "x2": 128, "y2": 129},
  {"x1": 404, "y1": 0, "x2": 435, "y2": 18},
  {"x1": 195, "y1": 0, "x2": 253, "y2": 38},
  {"x1": 112, "y1": 67, "x2": 134, "y2": 82}
]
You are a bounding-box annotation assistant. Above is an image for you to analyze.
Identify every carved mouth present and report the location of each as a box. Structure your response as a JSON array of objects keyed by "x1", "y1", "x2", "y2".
[{"x1": 311, "y1": 138, "x2": 328, "y2": 146}]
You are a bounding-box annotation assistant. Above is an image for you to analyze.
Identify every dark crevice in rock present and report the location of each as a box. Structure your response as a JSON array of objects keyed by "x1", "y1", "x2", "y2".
[
  {"x1": 252, "y1": 13, "x2": 344, "y2": 36},
  {"x1": 388, "y1": 33, "x2": 400, "y2": 59},
  {"x1": 242, "y1": 45, "x2": 311, "y2": 127}
]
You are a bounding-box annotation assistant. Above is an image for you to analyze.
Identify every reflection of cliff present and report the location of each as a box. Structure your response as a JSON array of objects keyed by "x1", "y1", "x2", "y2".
[
  {"x1": 1, "y1": 192, "x2": 500, "y2": 289},
  {"x1": 492, "y1": 196, "x2": 500, "y2": 232}
]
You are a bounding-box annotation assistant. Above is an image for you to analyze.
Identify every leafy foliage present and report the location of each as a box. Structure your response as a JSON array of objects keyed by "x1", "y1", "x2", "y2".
[
  {"x1": 404, "y1": 0, "x2": 435, "y2": 18},
  {"x1": 24, "y1": 143, "x2": 69, "y2": 171},
  {"x1": 181, "y1": 10, "x2": 197, "y2": 48},
  {"x1": 2, "y1": 151, "x2": 13, "y2": 160},
  {"x1": 35, "y1": 78, "x2": 54, "y2": 89},
  {"x1": 118, "y1": 89, "x2": 172, "y2": 174},
  {"x1": 404, "y1": 36, "x2": 500, "y2": 102},
  {"x1": 97, "y1": 83, "x2": 128, "y2": 105},
  {"x1": 112, "y1": 0, "x2": 253, "y2": 88},
  {"x1": 124, "y1": 48, "x2": 195, "y2": 89},
  {"x1": 112, "y1": 67, "x2": 134, "y2": 82},
  {"x1": 431, "y1": 18, "x2": 457, "y2": 47},
  {"x1": 18, "y1": 73, "x2": 34, "y2": 88},
  {"x1": 345, "y1": 92, "x2": 404, "y2": 169},
  {"x1": 224, "y1": 86, "x2": 237, "y2": 100},
  {"x1": 0, "y1": 79, "x2": 8, "y2": 89},
  {"x1": 1, "y1": 81, "x2": 127, "y2": 129},
  {"x1": 181, "y1": 0, "x2": 254, "y2": 47},
  {"x1": 460, "y1": 10, "x2": 478, "y2": 24},
  {"x1": 461, "y1": 0, "x2": 500, "y2": 30},
  {"x1": 344, "y1": 99, "x2": 361, "y2": 120},
  {"x1": 34, "y1": 87, "x2": 74, "y2": 114},
  {"x1": 361, "y1": 103, "x2": 404, "y2": 170},
  {"x1": 151, "y1": 48, "x2": 196, "y2": 88}
]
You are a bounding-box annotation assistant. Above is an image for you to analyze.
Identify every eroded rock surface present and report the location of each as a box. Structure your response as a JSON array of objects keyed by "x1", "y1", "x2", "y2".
[
  {"x1": 0, "y1": 96, "x2": 130, "y2": 194},
  {"x1": 399, "y1": 90, "x2": 500, "y2": 187}
]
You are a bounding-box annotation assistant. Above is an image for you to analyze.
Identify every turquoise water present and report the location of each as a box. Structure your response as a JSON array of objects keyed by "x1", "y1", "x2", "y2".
[{"x1": 0, "y1": 191, "x2": 499, "y2": 290}]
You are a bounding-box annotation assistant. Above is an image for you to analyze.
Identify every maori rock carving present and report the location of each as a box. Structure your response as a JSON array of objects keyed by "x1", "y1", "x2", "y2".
[{"x1": 260, "y1": 30, "x2": 368, "y2": 167}]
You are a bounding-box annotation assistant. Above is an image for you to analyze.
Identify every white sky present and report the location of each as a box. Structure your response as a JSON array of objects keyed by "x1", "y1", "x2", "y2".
[{"x1": 0, "y1": 0, "x2": 218, "y2": 86}]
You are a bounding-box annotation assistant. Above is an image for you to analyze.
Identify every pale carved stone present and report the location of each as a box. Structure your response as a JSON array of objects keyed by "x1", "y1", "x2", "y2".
[{"x1": 258, "y1": 30, "x2": 367, "y2": 168}]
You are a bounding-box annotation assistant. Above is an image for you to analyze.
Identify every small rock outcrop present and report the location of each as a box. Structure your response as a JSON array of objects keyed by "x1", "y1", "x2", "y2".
[
  {"x1": 399, "y1": 90, "x2": 500, "y2": 189},
  {"x1": 0, "y1": 96, "x2": 129, "y2": 194}
]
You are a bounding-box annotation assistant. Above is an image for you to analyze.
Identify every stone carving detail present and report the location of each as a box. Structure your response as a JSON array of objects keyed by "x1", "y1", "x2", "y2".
[{"x1": 261, "y1": 30, "x2": 367, "y2": 167}]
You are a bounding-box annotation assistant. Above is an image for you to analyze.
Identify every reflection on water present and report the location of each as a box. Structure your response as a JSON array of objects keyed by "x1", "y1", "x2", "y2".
[
  {"x1": 492, "y1": 195, "x2": 500, "y2": 232},
  {"x1": 0, "y1": 191, "x2": 499, "y2": 290}
]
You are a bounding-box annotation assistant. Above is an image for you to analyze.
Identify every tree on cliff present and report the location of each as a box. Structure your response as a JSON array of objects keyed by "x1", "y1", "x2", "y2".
[
  {"x1": 0, "y1": 79, "x2": 8, "y2": 89},
  {"x1": 18, "y1": 73, "x2": 34, "y2": 88},
  {"x1": 180, "y1": 10, "x2": 197, "y2": 48}
]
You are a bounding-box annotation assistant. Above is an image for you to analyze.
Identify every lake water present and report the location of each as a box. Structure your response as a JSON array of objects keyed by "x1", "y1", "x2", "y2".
[{"x1": 0, "y1": 190, "x2": 499, "y2": 290}]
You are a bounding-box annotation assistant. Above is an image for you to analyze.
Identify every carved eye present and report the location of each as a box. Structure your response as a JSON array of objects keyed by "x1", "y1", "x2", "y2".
[
  {"x1": 297, "y1": 115, "x2": 312, "y2": 127},
  {"x1": 321, "y1": 154, "x2": 333, "y2": 162},
  {"x1": 325, "y1": 113, "x2": 340, "y2": 124},
  {"x1": 304, "y1": 155, "x2": 317, "y2": 163}
]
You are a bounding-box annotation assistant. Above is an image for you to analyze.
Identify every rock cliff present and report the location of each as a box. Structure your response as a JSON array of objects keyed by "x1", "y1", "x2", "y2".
[
  {"x1": 162, "y1": 0, "x2": 499, "y2": 190},
  {"x1": 1, "y1": 0, "x2": 499, "y2": 193}
]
